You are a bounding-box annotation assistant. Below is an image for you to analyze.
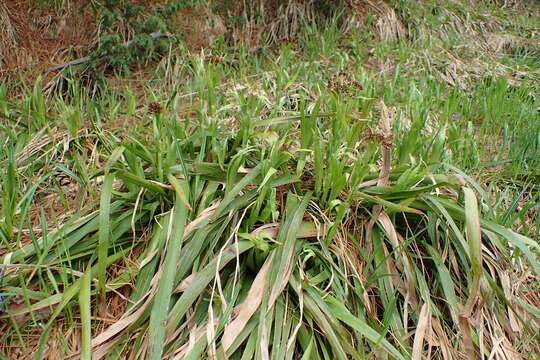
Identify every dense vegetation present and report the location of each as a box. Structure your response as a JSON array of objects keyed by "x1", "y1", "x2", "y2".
[{"x1": 0, "y1": 0, "x2": 539, "y2": 359}]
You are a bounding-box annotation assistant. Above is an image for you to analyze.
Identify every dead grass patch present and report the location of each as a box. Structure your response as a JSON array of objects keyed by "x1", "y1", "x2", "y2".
[{"x1": 0, "y1": 1, "x2": 96, "y2": 89}]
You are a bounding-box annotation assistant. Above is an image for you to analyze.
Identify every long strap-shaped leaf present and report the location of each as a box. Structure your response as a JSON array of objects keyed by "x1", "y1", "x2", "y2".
[
  {"x1": 212, "y1": 163, "x2": 262, "y2": 221},
  {"x1": 325, "y1": 295, "x2": 408, "y2": 360},
  {"x1": 463, "y1": 187, "x2": 482, "y2": 312},
  {"x1": 268, "y1": 193, "x2": 312, "y2": 307},
  {"x1": 165, "y1": 241, "x2": 255, "y2": 340},
  {"x1": 221, "y1": 253, "x2": 274, "y2": 351},
  {"x1": 98, "y1": 173, "x2": 114, "y2": 301},
  {"x1": 79, "y1": 269, "x2": 92, "y2": 360},
  {"x1": 147, "y1": 182, "x2": 188, "y2": 360}
]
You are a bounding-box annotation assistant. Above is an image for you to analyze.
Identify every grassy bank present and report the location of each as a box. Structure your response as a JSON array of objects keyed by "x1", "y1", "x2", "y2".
[{"x1": 1, "y1": 0, "x2": 539, "y2": 358}]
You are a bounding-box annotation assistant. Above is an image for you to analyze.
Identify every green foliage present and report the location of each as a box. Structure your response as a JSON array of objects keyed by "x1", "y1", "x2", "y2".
[
  {"x1": 1, "y1": 0, "x2": 539, "y2": 358},
  {"x1": 88, "y1": 1, "x2": 191, "y2": 75}
]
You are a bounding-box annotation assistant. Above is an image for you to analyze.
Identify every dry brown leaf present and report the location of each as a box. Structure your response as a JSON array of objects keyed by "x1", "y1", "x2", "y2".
[
  {"x1": 458, "y1": 313, "x2": 476, "y2": 359},
  {"x1": 412, "y1": 303, "x2": 431, "y2": 359},
  {"x1": 251, "y1": 221, "x2": 323, "y2": 239},
  {"x1": 91, "y1": 298, "x2": 151, "y2": 351},
  {"x1": 221, "y1": 254, "x2": 272, "y2": 351}
]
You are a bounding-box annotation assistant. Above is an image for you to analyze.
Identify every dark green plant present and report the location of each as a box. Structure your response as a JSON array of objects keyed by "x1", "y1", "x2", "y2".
[{"x1": 87, "y1": 1, "x2": 187, "y2": 75}]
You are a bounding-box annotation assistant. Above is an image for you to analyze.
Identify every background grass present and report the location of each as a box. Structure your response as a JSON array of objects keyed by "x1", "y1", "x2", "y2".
[{"x1": 1, "y1": 0, "x2": 539, "y2": 359}]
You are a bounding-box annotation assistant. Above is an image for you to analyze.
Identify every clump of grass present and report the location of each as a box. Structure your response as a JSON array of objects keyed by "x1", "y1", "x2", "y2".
[{"x1": 1, "y1": 66, "x2": 539, "y2": 358}]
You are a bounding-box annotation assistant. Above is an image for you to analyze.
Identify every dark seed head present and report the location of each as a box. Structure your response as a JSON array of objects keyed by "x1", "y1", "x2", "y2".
[{"x1": 148, "y1": 102, "x2": 163, "y2": 114}]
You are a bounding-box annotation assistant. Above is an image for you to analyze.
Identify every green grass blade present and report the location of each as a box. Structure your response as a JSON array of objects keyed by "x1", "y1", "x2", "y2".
[
  {"x1": 147, "y1": 192, "x2": 188, "y2": 360},
  {"x1": 79, "y1": 269, "x2": 92, "y2": 360},
  {"x1": 325, "y1": 296, "x2": 407, "y2": 360},
  {"x1": 463, "y1": 187, "x2": 482, "y2": 307},
  {"x1": 98, "y1": 173, "x2": 114, "y2": 301},
  {"x1": 165, "y1": 241, "x2": 255, "y2": 338},
  {"x1": 212, "y1": 163, "x2": 263, "y2": 220}
]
